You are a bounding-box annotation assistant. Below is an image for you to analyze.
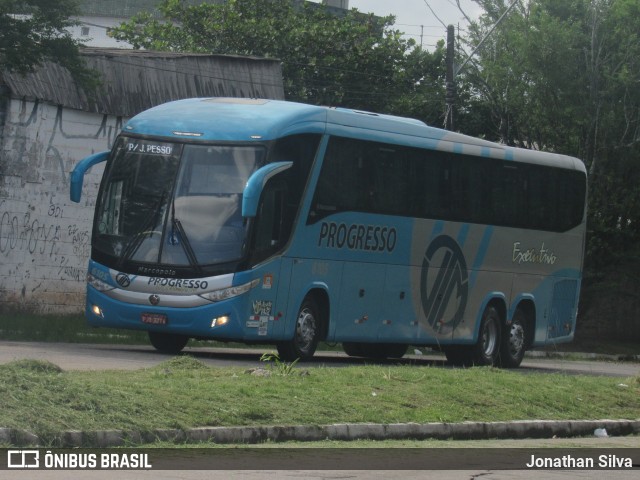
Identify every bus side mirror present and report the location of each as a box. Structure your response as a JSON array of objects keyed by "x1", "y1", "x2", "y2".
[
  {"x1": 69, "y1": 151, "x2": 109, "y2": 203},
  {"x1": 242, "y1": 161, "x2": 293, "y2": 217}
]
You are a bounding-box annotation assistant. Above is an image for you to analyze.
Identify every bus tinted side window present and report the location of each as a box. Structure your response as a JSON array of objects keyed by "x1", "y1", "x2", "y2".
[
  {"x1": 314, "y1": 137, "x2": 368, "y2": 213},
  {"x1": 312, "y1": 137, "x2": 413, "y2": 219},
  {"x1": 310, "y1": 136, "x2": 586, "y2": 232}
]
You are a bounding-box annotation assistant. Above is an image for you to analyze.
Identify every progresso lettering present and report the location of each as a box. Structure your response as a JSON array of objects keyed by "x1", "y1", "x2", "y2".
[
  {"x1": 318, "y1": 222, "x2": 397, "y2": 253},
  {"x1": 147, "y1": 278, "x2": 209, "y2": 289}
]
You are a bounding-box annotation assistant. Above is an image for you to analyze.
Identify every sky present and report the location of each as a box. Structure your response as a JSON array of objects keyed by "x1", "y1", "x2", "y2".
[{"x1": 310, "y1": 0, "x2": 484, "y2": 49}]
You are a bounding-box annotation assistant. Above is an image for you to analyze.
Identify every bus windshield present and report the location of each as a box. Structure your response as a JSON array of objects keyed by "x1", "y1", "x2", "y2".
[{"x1": 93, "y1": 138, "x2": 264, "y2": 270}]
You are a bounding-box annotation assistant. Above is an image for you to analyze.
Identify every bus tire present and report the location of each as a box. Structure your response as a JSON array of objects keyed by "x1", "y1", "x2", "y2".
[
  {"x1": 498, "y1": 308, "x2": 527, "y2": 368},
  {"x1": 445, "y1": 306, "x2": 501, "y2": 367},
  {"x1": 472, "y1": 305, "x2": 501, "y2": 366},
  {"x1": 148, "y1": 331, "x2": 189, "y2": 354},
  {"x1": 277, "y1": 295, "x2": 321, "y2": 361}
]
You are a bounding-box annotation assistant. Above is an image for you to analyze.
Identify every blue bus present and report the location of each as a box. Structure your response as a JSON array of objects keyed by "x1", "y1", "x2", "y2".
[{"x1": 70, "y1": 98, "x2": 587, "y2": 367}]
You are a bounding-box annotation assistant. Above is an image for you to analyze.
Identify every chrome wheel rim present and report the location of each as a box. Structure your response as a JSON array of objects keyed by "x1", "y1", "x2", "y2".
[
  {"x1": 481, "y1": 316, "x2": 498, "y2": 357},
  {"x1": 508, "y1": 322, "x2": 525, "y2": 357},
  {"x1": 295, "y1": 307, "x2": 316, "y2": 351}
]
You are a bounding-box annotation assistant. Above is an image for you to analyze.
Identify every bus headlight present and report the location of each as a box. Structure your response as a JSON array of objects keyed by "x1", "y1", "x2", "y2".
[
  {"x1": 87, "y1": 273, "x2": 115, "y2": 292},
  {"x1": 199, "y1": 279, "x2": 260, "y2": 302}
]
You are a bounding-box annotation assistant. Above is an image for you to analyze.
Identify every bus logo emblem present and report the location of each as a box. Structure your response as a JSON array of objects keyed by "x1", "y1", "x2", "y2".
[
  {"x1": 116, "y1": 273, "x2": 131, "y2": 288},
  {"x1": 420, "y1": 235, "x2": 468, "y2": 333}
]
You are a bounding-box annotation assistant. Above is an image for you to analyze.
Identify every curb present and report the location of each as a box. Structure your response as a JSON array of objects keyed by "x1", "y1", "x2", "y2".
[
  {"x1": 1, "y1": 419, "x2": 639, "y2": 448},
  {"x1": 526, "y1": 351, "x2": 640, "y2": 362}
]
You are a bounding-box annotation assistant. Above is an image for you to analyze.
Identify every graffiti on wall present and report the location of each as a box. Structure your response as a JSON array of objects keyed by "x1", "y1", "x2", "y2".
[
  {"x1": 0, "y1": 99, "x2": 125, "y2": 313},
  {"x1": 0, "y1": 203, "x2": 61, "y2": 256}
]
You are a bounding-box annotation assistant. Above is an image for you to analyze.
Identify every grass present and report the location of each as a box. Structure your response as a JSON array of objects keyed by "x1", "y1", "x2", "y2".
[{"x1": 0, "y1": 357, "x2": 638, "y2": 445}]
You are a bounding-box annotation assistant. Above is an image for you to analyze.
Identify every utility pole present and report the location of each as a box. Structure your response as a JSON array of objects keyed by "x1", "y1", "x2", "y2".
[
  {"x1": 445, "y1": 24, "x2": 456, "y2": 130},
  {"x1": 443, "y1": 0, "x2": 519, "y2": 130}
]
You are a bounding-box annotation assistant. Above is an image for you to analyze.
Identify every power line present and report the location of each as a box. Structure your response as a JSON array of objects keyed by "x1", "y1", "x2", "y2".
[
  {"x1": 455, "y1": 0, "x2": 519, "y2": 76},
  {"x1": 395, "y1": 23, "x2": 445, "y2": 29}
]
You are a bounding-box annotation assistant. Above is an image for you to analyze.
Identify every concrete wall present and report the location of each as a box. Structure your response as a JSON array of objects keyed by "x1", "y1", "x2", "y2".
[{"x1": 0, "y1": 98, "x2": 121, "y2": 313}]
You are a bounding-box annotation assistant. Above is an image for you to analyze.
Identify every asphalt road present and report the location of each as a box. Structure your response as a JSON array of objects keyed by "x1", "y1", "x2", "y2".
[
  {"x1": 2, "y1": 468, "x2": 640, "y2": 480},
  {"x1": 0, "y1": 340, "x2": 638, "y2": 377}
]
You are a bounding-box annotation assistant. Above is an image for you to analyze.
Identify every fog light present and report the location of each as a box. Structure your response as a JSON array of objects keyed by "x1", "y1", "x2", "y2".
[
  {"x1": 211, "y1": 315, "x2": 230, "y2": 328},
  {"x1": 91, "y1": 304, "x2": 104, "y2": 317}
]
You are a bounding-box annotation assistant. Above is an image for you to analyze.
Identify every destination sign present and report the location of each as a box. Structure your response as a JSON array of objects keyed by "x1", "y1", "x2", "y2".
[{"x1": 126, "y1": 142, "x2": 173, "y2": 155}]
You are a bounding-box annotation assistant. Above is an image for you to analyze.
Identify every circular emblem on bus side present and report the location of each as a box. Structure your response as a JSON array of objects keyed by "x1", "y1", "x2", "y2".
[
  {"x1": 116, "y1": 273, "x2": 131, "y2": 288},
  {"x1": 420, "y1": 235, "x2": 469, "y2": 333},
  {"x1": 149, "y1": 294, "x2": 160, "y2": 306}
]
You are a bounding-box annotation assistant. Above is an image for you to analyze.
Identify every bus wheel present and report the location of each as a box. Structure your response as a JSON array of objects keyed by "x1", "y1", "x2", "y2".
[
  {"x1": 277, "y1": 296, "x2": 321, "y2": 361},
  {"x1": 148, "y1": 331, "x2": 189, "y2": 354},
  {"x1": 472, "y1": 305, "x2": 501, "y2": 366},
  {"x1": 499, "y1": 309, "x2": 527, "y2": 368}
]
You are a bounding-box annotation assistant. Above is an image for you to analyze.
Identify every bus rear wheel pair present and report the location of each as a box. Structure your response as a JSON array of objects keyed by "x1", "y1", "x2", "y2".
[{"x1": 444, "y1": 306, "x2": 527, "y2": 368}]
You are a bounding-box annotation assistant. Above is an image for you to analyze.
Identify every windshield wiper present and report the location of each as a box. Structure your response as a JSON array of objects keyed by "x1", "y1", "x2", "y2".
[
  {"x1": 117, "y1": 191, "x2": 166, "y2": 269},
  {"x1": 171, "y1": 201, "x2": 203, "y2": 275}
]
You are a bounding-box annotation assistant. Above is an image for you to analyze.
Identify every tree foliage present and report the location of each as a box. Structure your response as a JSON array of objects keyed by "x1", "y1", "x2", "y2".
[
  {"x1": 459, "y1": 0, "x2": 640, "y2": 268},
  {"x1": 0, "y1": 0, "x2": 94, "y2": 85},
  {"x1": 111, "y1": 0, "x2": 446, "y2": 123}
]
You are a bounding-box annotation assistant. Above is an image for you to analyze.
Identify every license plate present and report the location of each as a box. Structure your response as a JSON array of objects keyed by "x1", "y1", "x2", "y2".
[{"x1": 141, "y1": 313, "x2": 168, "y2": 326}]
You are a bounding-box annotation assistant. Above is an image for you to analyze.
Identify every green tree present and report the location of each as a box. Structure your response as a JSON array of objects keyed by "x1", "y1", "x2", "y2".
[
  {"x1": 386, "y1": 42, "x2": 448, "y2": 127},
  {"x1": 0, "y1": 0, "x2": 94, "y2": 84},
  {"x1": 458, "y1": 0, "x2": 586, "y2": 150},
  {"x1": 460, "y1": 0, "x2": 640, "y2": 269},
  {"x1": 111, "y1": 0, "x2": 444, "y2": 118}
]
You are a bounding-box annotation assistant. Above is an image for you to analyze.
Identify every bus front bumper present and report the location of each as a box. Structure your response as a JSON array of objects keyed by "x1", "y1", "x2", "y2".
[{"x1": 86, "y1": 285, "x2": 252, "y2": 340}]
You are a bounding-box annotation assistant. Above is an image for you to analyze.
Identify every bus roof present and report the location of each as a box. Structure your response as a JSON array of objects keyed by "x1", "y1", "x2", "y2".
[{"x1": 123, "y1": 97, "x2": 585, "y2": 172}]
